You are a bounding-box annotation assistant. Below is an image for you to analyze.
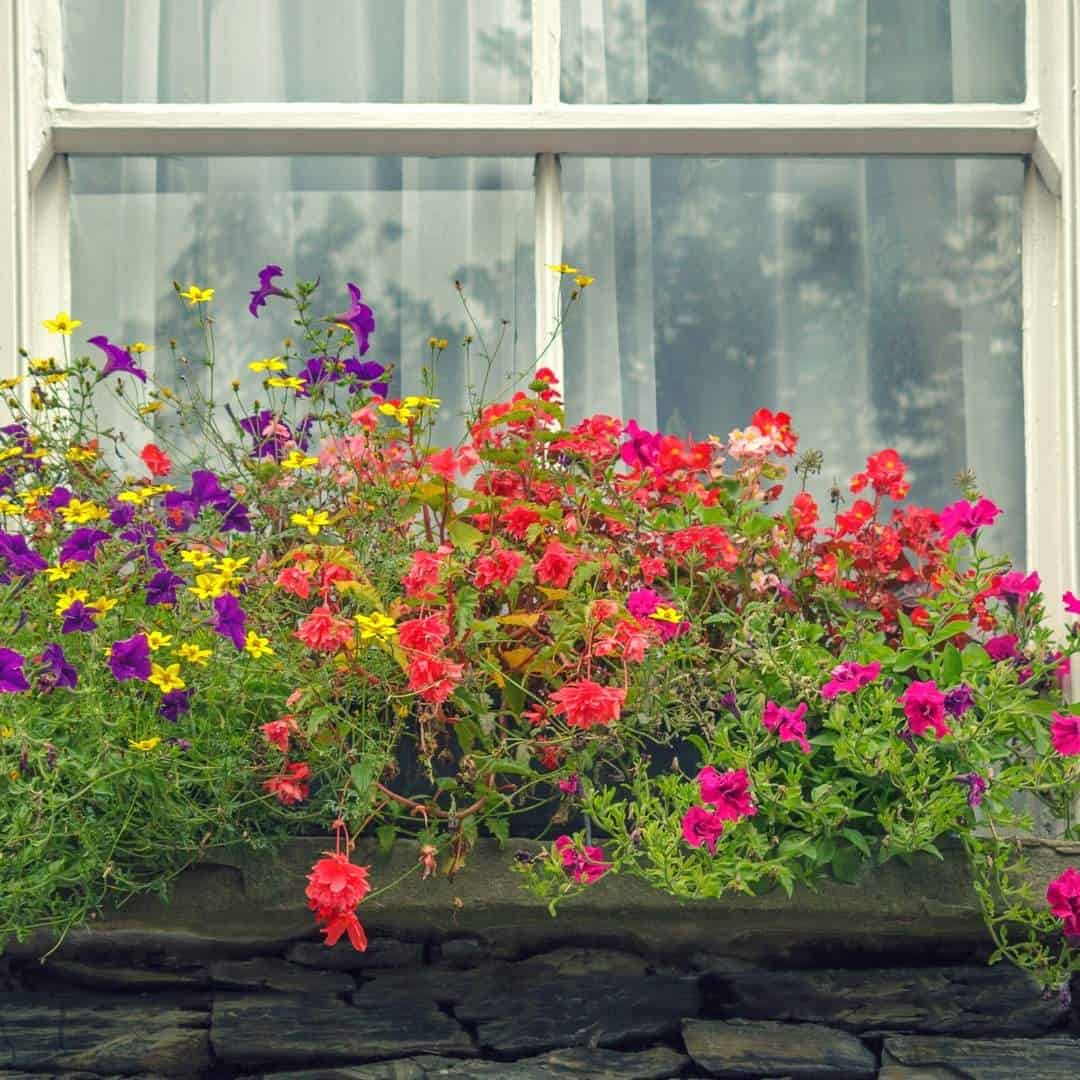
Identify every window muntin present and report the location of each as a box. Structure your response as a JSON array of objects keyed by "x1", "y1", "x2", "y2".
[
  {"x1": 561, "y1": 155, "x2": 1026, "y2": 558},
  {"x1": 62, "y1": 0, "x2": 532, "y2": 105},
  {"x1": 561, "y1": 0, "x2": 1025, "y2": 105}
]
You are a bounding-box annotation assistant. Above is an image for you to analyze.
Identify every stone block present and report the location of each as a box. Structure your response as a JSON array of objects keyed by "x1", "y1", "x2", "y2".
[
  {"x1": 879, "y1": 1034, "x2": 1080, "y2": 1078},
  {"x1": 210, "y1": 956, "x2": 355, "y2": 993},
  {"x1": 288, "y1": 938, "x2": 425, "y2": 971}
]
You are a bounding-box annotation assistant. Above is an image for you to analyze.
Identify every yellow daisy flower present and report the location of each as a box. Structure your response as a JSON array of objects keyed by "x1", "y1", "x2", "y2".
[
  {"x1": 176, "y1": 643, "x2": 212, "y2": 666},
  {"x1": 128, "y1": 737, "x2": 162, "y2": 751},
  {"x1": 244, "y1": 631, "x2": 274, "y2": 658},
  {"x1": 249, "y1": 357, "x2": 287, "y2": 373},
  {"x1": 179, "y1": 285, "x2": 214, "y2": 305},
  {"x1": 355, "y1": 611, "x2": 398, "y2": 641},
  {"x1": 146, "y1": 631, "x2": 173, "y2": 651},
  {"x1": 148, "y1": 663, "x2": 185, "y2": 693},
  {"x1": 43, "y1": 312, "x2": 83, "y2": 335},
  {"x1": 291, "y1": 508, "x2": 330, "y2": 536},
  {"x1": 281, "y1": 449, "x2": 319, "y2": 470}
]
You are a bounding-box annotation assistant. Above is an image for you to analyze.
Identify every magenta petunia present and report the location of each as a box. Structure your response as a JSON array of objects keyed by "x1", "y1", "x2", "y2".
[
  {"x1": 1051, "y1": 712, "x2": 1080, "y2": 756},
  {"x1": 248, "y1": 264, "x2": 286, "y2": 318},
  {"x1": 1046, "y1": 867, "x2": 1080, "y2": 942},
  {"x1": 822, "y1": 660, "x2": 881, "y2": 700},
  {"x1": 1065, "y1": 591, "x2": 1080, "y2": 615},
  {"x1": 984, "y1": 634, "x2": 1020, "y2": 663},
  {"x1": 762, "y1": 700, "x2": 811, "y2": 754},
  {"x1": 957, "y1": 771, "x2": 987, "y2": 808},
  {"x1": 554, "y1": 835, "x2": 609, "y2": 884},
  {"x1": 681, "y1": 805, "x2": 726, "y2": 855},
  {"x1": 0, "y1": 648, "x2": 29, "y2": 693},
  {"x1": 938, "y1": 497, "x2": 1001, "y2": 541},
  {"x1": 626, "y1": 588, "x2": 662, "y2": 619},
  {"x1": 89, "y1": 335, "x2": 148, "y2": 382},
  {"x1": 331, "y1": 283, "x2": 376, "y2": 355},
  {"x1": 996, "y1": 570, "x2": 1041, "y2": 599},
  {"x1": 696, "y1": 766, "x2": 756, "y2": 822},
  {"x1": 899, "y1": 680, "x2": 951, "y2": 740}
]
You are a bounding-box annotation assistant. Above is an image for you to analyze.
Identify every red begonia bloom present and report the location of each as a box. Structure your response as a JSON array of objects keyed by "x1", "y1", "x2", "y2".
[
  {"x1": 1046, "y1": 867, "x2": 1080, "y2": 942},
  {"x1": 139, "y1": 443, "x2": 172, "y2": 477},
  {"x1": 900, "y1": 680, "x2": 951, "y2": 740},
  {"x1": 681, "y1": 805, "x2": 726, "y2": 855},
  {"x1": 306, "y1": 851, "x2": 372, "y2": 951},
  {"x1": 535, "y1": 540, "x2": 578, "y2": 588},
  {"x1": 296, "y1": 605, "x2": 354, "y2": 652},
  {"x1": 696, "y1": 766, "x2": 756, "y2": 822},
  {"x1": 263, "y1": 761, "x2": 310, "y2": 804},
  {"x1": 501, "y1": 504, "x2": 541, "y2": 541},
  {"x1": 550, "y1": 679, "x2": 626, "y2": 729},
  {"x1": 1051, "y1": 711, "x2": 1080, "y2": 756},
  {"x1": 276, "y1": 566, "x2": 312, "y2": 599}
]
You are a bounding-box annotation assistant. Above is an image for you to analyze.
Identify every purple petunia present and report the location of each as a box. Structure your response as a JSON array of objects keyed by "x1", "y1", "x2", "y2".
[
  {"x1": 0, "y1": 531, "x2": 47, "y2": 576},
  {"x1": 61, "y1": 601, "x2": 98, "y2": 634},
  {"x1": 248, "y1": 264, "x2": 287, "y2": 318},
  {"x1": 342, "y1": 357, "x2": 388, "y2": 397},
  {"x1": 958, "y1": 771, "x2": 988, "y2": 808},
  {"x1": 330, "y1": 283, "x2": 376, "y2": 355},
  {"x1": 160, "y1": 689, "x2": 192, "y2": 722},
  {"x1": 109, "y1": 633, "x2": 151, "y2": 682},
  {"x1": 59, "y1": 527, "x2": 111, "y2": 565},
  {"x1": 213, "y1": 593, "x2": 247, "y2": 651},
  {"x1": 146, "y1": 569, "x2": 185, "y2": 606},
  {"x1": 163, "y1": 471, "x2": 250, "y2": 534},
  {"x1": 0, "y1": 648, "x2": 29, "y2": 693},
  {"x1": 944, "y1": 684, "x2": 975, "y2": 717},
  {"x1": 88, "y1": 335, "x2": 148, "y2": 383},
  {"x1": 39, "y1": 642, "x2": 78, "y2": 690}
]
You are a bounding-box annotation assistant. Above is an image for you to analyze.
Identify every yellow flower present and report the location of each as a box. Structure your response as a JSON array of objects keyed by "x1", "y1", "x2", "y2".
[
  {"x1": 44, "y1": 372, "x2": 70, "y2": 384},
  {"x1": 89, "y1": 596, "x2": 118, "y2": 617},
  {"x1": 147, "y1": 484, "x2": 175, "y2": 495},
  {"x1": 651, "y1": 606, "x2": 683, "y2": 624},
  {"x1": 148, "y1": 663, "x2": 185, "y2": 693},
  {"x1": 291, "y1": 508, "x2": 330, "y2": 536},
  {"x1": 0, "y1": 726, "x2": 13, "y2": 738},
  {"x1": 44, "y1": 562, "x2": 79, "y2": 582},
  {"x1": 29, "y1": 388, "x2": 45, "y2": 410},
  {"x1": 43, "y1": 312, "x2": 82, "y2": 334},
  {"x1": 176, "y1": 643, "x2": 212, "y2": 666},
  {"x1": 180, "y1": 549, "x2": 215, "y2": 570},
  {"x1": 65, "y1": 446, "x2": 100, "y2": 464},
  {"x1": 28, "y1": 357, "x2": 56, "y2": 373},
  {"x1": 0, "y1": 377, "x2": 23, "y2": 391},
  {"x1": 0, "y1": 447, "x2": 22, "y2": 462},
  {"x1": 427, "y1": 337, "x2": 449, "y2": 350},
  {"x1": 266, "y1": 375, "x2": 305, "y2": 391},
  {"x1": 402, "y1": 395, "x2": 441, "y2": 410},
  {"x1": 129, "y1": 342, "x2": 153, "y2": 354},
  {"x1": 55, "y1": 587, "x2": 89, "y2": 615},
  {"x1": 139, "y1": 402, "x2": 164, "y2": 416},
  {"x1": 244, "y1": 631, "x2": 274, "y2": 658},
  {"x1": 355, "y1": 611, "x2": 398, "y2": 641},
  {"x1": 216, "y1": 556, "x2": 250, "y2": 579},
  {"x1": 547, "y1": 263, "x2": 579, "y2": 275},
  {"x1": 0, "y1": 499, "x2": 23, "y2": 516},
  {"x1": 249, "y1": 357, "x2": 287, "y2": 372},
  {"x1": 574, "y1": 274, "x2": 595, "y2": 288},
  {"x1": 146, "y1": 631, "x2": 173, "y2": 651},
  {"x1": 179, "y1": 284, "x2": 214, "y2": 305},
  {"x1": 116, "y1": 489, "x2": 149, "y2": 505},
  {"x1": 281, "y1": 449, "x2": 319, "y2": 470},
  {"x1": 128, "y1": 737, "x2": 162, "y2": 752},
  {"x1": 188, "y1": 573, "x2": 229, "y2": 600},
  {"x1": 378, "y1": 402, "x2": 415, "y2": 424},
  {"x1": 57, "y1": 498, "x2": 108, "y2": 524}
]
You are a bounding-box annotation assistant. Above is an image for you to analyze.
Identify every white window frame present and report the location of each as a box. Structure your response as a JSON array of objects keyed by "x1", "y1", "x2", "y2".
[{"x1": 2, "y1": 0, "x2": 1077, "y2": 615}]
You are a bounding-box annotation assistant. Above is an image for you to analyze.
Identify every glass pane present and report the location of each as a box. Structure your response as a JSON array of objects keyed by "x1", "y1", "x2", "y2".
[
  {"x1": 561, "y1": 156, "x2": 1026, "y2": 560},
  {"x1": 562, "y1": 0, "x2": 1025, "y2": 104},
  {"x1": 63, "y1": 0, "x2": 532, "y2": 104},
  {"x1": 68, "y1": 156, "x2": 535, "y2": 442}
]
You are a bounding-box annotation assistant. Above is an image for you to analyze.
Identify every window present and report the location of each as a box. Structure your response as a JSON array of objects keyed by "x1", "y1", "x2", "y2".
[{"x1": 2, "y1": 1, "x2": 1076, "y2": 605}]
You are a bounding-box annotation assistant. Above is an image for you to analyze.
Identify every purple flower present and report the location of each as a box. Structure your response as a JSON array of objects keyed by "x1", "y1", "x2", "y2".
[
  {"x1": 342, "y1": 357, "x2": 388, "y2": 396},
  {"x1": 1, "y1": 422, "x2": 34, "y2": 455},
  {"x1": 330, "y1": 283, "x2": 376, "y2": 355},
  {"x1": 0, "y1": 531, "x2": 47, "y2": 576},
  {"x1": 89, "y1": 335, "x2": 148, "y2": 382},
  {"x1": 59, "y1": 527, "x2": 110, "y2": 564},
  {"x1": 146, "y1": 569, "x2": 184, "y2": 607},
  {"x1": 164, "y1": 471, "x2": 249, "y2": 533},
  {"x1": 248, "y1": 264, "x2": 287, "y2": 318},
  {"x1": 61, "y1": 600, "x2": 98, "y2": 634},
  {"x1": 109, "y1": 633, "x2": 151, "y2": 682},
  {"x1": 296, "y1": 356, "x2": 337, "y2": 396},
  {"x1": 120, "y1": 523, "x2": 165, "y2": 568},
  {"x1": 958, "y1": 772, "x2": 988, "y2": 808},
  {"x1": 170, "y1": 737, "x2": 192, "y2": 752},
  {"x1": 213, "y1": 593, "x2": 247, "y2": 651},
  {"x1": 45, "y1": 486, "x2": 72, "y2": 510},
  {"x1": 944, "y1": 684, "x2": 975, "y2": 717},
  {"x1": 39, "y1": 642, "x2": 77, "y2": 690},
  {"x1": 109, "y1": 501, "x2": 136, "y2": 527},
  {"x1": 0, "y1": 648, "x2": 29, "y2": 693},
  {"x1": 160, "y1": 690, "x2": 192, "y2": 722}
]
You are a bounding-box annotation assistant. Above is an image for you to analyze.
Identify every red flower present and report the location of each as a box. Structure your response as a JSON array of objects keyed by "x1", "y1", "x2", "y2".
[
  {"x1": 835, "y1": 499, "x2": 875, "y2": 535},
  {"x1": 261, "y1": 715, "x2": 298, "y2": 752},
  {"x1": 407, "y1": 655, "x2": 464, "y2": 704},
  {"x1": 321, "y1": 910, "x2": 369, "y2": 951},
  {"x1": 500, "y1": 504, "x2": 540, "y2": 541},
  {"x1": 276, "y1": 566, "x2": 312, "y2": 599},
  {"x1": 472, "y1": 541, "x2": 525, "y2": 590},
  {"x1": 403, "y1": 548, "x2": 449, "y2": 600},
  {"x1": 263, "y1": 761, "x2": 310, "y2": 805},
  {"x1": 397, "y1": 614, "x2": 450, "y2": 654},
  {"x1": 306, "y1": 851, "x2": 372, "y2": 952},
  {"x1": 750, "y1": 408, "x2": 797, "y2": 456},
  {"x1": 296, "y1": 605, "x2": 354, "y2": 653},
  {"x1": 813, "y1": 553, "x2": 838, "y2": 584},
  {"x1": 1046, "y1": 867, "x2": 1080, "y2": 942},
  {"x1": 535, "y1": 540, "x2": 578, "y2": 589},
  {"x1": 791, "y1": 492, "x2": 818, "y2": 542},
  {"x1": 140, "y1": 443, "x2": 172, "y2": 477},
  {"x1": 549, "y1": 679, "x2": 626, "y2": 729}
]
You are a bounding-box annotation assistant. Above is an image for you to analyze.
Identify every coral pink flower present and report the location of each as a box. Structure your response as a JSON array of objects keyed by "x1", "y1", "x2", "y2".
[
  {"x1": 822, "y1": 661, "x2": 881, "y2": 700},
  {"x1": 472, "y1": 541, "x2": 525, "y2": 590},
  {"x1": 1046, "y1": 867, "x2": 1080, "y2": 942},
  {"x1": 900, "y1": 680, "x2": 951, "y2": 739},
  {"x1": 535, "y1": 540, "x2": 578, "y2": 589},
  {"x1": 403, "y1": 547, "x2": 449, "y2": 599},
  {"x1": 762, "y1": 701, "x2": 811, "y2": 754},
  {"x1": 939, "y1": 497, "x2": 1001, "y2": 541},
  {"x1": 682, "y1": 805, "x2": 726, "y2": 855},
  {"x1": 306, "y1": 851, "x2": 372, "y2": 951},
  {"x1": 263, "y1": 761, "x2": 310, "y2": 805},
  {"x1": 397, "y1": 614, "x2": 450, "y2": 655},
  {"x1": 550, "y1": 679, "x2": 626, "y2": 729},
  {"x1": 1051, "y1": 712, "x2": 1080, "y2": 756},
  {"x1": 296, "y1": 605, "x2": 354, "y2": 653},
  {"x1": 639, "y1": 555, "x2": 666, "y2": 584},
  {"x1": 407, "y1": 655, "x2": 464, "y2": 705},
  {"x1": 276, "y1": 566, "x2": 312, "y2": 599},
  {"x1": 139, "y1": 443, "x2": 172, "y2": 477},
  {"x1": 501, "y1": 504, "x2": 541, "y2": 541},
  {"x1": 554, "y1": 835, "x2": 609, "y2": 884},
  {"x1": 696, "y1": 767, "x2": 756, "y2": 822},
  {"x1": 261, "y1": 715, "x2": 298, "y2": 753}
]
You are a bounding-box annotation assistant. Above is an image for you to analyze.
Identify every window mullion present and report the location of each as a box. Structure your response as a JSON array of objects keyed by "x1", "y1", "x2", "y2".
[{"x1": 0, "y1": 1, "x2": 26, "y2": 384}]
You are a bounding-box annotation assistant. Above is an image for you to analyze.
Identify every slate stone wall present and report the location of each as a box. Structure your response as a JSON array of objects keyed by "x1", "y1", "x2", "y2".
[
  {"x1": 2, "y1": 932, "x2": 1078, "y2": 1078},
  {"x1": 2, "y1": 837, "x2": 1080, "y2": 1077}
]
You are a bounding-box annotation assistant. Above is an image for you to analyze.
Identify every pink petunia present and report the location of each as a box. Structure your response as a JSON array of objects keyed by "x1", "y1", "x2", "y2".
[
  {"x1": 822, "y1": 661, "x2": 882, "y2": 701},
  {"x1": 681, "y1": 805, "x2": 726, "y2": 855},
  {"x1": 938, "y1": 497, "x2": 1001, "y2": 541},
  {"x1": 762, "y1": 701, "x2": 811, "y2": 754},
  {"x1": 995, "y1": 570, "x2": 1041, "y2": 599},
  {"x1": 1051, "y1": 712, "x2": 1080, "y2": 756},
  {"x1": 696, "y1": 766, "x2": 756, "y2": 822},
  {"x1": 899, "y1": 680, "x2": 951, "y2": 740},
  {"x1": 1064, "y1": 591, "x2": 1080, "y2": 615},
  {"x1": 554, "y1": 835, "x2": 610, "y2": 884},
  {"x1": 1046, "y1": 867, "x2": 1080, "y2": 942}
]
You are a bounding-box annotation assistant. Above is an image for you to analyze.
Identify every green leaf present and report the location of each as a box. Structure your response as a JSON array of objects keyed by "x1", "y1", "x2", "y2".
[
  {"x1": 487, "y1": 816, "x2": 509, "y2": 845},
  {"x1": 839, "y1": 828, "x2": 872, "y2": 857},
  {"x1": 376, "y1": 824, "x2": 395, "y2": 856},
  {"x1": 830, "y1": 845, "x2": 865, "y2": 884},
  {"x1": 891, "y1": 651, "x2": 926, "y2": 674},
  {"x1": 447, "y1": 519, "x2": 485, "y2": 554},
  {"x1": 940, "y1": 642, "x2": 963, "y2": 686}
]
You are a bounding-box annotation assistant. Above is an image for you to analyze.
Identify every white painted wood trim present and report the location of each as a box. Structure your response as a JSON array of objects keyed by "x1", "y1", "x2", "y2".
[
  {"x1": 534, "y1": 153, "x2": 564, "y2": 383},
  {"x1": 532, "y1": 0, "x2": 560, "y2": 109},
  {"x1": 47, "y1": 103, "x2": 1039, "y2": 158}
]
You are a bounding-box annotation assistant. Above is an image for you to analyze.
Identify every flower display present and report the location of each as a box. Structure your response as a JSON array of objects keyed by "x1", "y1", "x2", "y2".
[{"x1": 0, "y1": 266, "x2": 1077, "y2": 989}]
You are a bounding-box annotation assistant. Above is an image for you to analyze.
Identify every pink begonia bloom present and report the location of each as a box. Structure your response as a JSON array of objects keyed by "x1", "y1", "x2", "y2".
[
  {"x1": 899, "y1": 680, "x2": 951, "y2": 740},
  {"x1": 696, "y1": 767, "x2": 757, "y2": 822},
  {"x1": 938, "y1": 497, "x2": 1001, "y2": 541},
  {"x1": 1051, "y1": 712, "x2": 1080, "y2": 756},
  {"x1": 681, "y1": 805, "x2": 726, "y2": 855},
  {"x1": 821, "y1": 660, "x2": 882, "y2": 701},
  {"x1": 1064, "y1": 591, "x2": 1080, "y2": 615},
  {"x1": 1046, "y1": 867, "x2": 1080, "y2": 942},
  {"x1": 762, "y1": 701, "x2": 811, "y2": 754},
  {"x1": 984, "y1": 634, "x2": 1020, "y2": 662},
  {"x1": 554, "y1": 835, "x2": 609, "y2": 884},
  {"x1": 996, "y1": 570, "x2": 1041, "y2": 598}
]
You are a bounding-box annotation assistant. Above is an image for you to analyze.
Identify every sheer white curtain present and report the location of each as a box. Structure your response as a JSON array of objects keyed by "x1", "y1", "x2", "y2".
[
  {"x1": 561, "y1": 0, "x2": 1027, "y2": 558},
  {"x1": 65, "y1": 0, "x2": 534, "y2": 442}
]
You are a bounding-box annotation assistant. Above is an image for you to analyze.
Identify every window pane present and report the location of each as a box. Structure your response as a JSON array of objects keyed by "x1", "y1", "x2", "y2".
[
  {"x1": 561, "y1": 156, "x2": 1026, "y2": 560},
  {"x1": 63, "y1": 0, "x2": 532, "y2": 104},
  {"x1": 69, "y1": 156, "x2": 535, "y2": 442},
  {"x1": 562, "y1": 0, "x2": 1025, "y2": 104}
]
